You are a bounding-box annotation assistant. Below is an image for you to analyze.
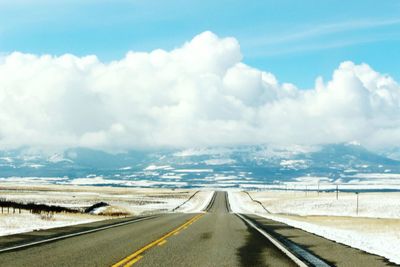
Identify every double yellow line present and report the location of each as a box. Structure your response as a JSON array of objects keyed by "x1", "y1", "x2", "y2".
[{"x1": 112, "y1": 214, "x2": 204, "y2": 267}]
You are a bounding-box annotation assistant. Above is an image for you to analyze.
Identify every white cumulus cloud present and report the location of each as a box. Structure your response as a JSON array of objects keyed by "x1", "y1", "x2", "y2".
[{"x1": 0, "y1": 31, "x2": 399, "y2": 151}]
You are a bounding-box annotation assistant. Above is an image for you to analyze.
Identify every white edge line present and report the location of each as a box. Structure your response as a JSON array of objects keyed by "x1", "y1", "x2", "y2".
[
  {"x1": 0, "y1": 215, "x2": 158, "y2": 253},
  {"x1": 236, "y1": 213, "x2": 308, "y2": 267},
  {"x1": 201, "y1": 191, "x2": 216, "y2": 212}
]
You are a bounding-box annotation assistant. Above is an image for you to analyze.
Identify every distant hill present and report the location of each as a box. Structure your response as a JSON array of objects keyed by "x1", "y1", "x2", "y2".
[{"x1": 0, "y1": 144, "x2": 399, "y2": 189}]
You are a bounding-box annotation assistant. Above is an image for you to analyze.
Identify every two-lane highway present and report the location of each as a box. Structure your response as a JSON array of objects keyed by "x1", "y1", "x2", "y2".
[
  {"x1": 121, "y1": 191, "x2": 296, "y2": 266},
  {"x1": 0, "y1": 192, "x2": 296, "y2": 266},
  {"x1": 0, "y1": 191, "x2": 394, "y2": 266}
]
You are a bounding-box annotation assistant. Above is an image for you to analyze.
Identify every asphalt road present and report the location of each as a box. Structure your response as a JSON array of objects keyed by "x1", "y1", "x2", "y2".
[
  {"x1": 0, "y1": 191, "x2": 395, "y2": 266},
  {"x1": 0, "y1": 192, "x2": 295, "y2": 267},
  {"x1": 243, "y1": 214, "x2": 396, "y2": 266},
  {"x1": 129, "y1": 191, "x2": 296, "y2": 267}
]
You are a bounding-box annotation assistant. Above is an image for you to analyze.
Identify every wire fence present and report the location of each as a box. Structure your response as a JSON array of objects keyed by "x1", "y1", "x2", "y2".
[
  {"x1": 249, "y1": 182, "x2": 400, "y2": 193},
  {"x1": 0, "y1": 198, "x2": 80, "y2": 215}
]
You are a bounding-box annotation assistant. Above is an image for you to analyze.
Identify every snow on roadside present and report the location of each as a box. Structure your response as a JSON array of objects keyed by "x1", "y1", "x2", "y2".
[
  {"x1": 228, "y1": 191, "x2": 400, "y2": 265},
  {"x1": 247, "y1": 191, "x2": 400, "y2": 219},
  {"x1": 0, "y1": 212, "x2": 104, "y2": 237},
  {"x1": 265, "y1": 215, "x2": 400, "y2": 265},
  {"x1": 0, "y1": 186, "x2": 202, "y2": 236},
  {"x1": 228, "y1": 190, "x2": 266, "y2": 214},
  {"x1": 175, "y1": 191, "x2": 214, "y2": 213}
]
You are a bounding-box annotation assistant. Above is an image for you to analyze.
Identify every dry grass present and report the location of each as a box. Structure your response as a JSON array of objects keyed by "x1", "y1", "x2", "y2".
[{"x1": 95, "y1": 206, "x2": 131, "y2": 216}]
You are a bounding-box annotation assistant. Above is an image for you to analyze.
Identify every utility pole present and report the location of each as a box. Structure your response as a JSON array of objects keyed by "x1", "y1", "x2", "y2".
[
  {"x1": 356, "y1": 192, "x2": 359, "y2": 215},
  {"x1": 336, "y1": 184, "x2": 339, "y2": 200}
]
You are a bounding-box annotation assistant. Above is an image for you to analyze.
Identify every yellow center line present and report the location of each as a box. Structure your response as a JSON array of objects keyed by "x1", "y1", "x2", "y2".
[
  {"x1": 157, "y1": 240, "x2": 167, "y2": 246},
  {"x1": 112, "y1": 214, "x2": 204, "y2": 267},
  {"x1": 124, "y1": 255, "x2": 143, "y2": 267}
]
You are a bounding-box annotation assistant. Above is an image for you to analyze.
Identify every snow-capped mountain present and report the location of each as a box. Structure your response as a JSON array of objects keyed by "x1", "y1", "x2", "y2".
[{"x1": 0, "y1": 144, "x2": 399, "y2": 189}]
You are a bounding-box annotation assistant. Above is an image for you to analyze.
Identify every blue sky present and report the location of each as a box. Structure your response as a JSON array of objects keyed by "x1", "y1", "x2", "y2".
[
  {"x1": 1, "y1": 1, "x2": 400, "y2": 150},
  {"x1": 0, "y1": 0, "x2": 399, "y2": 88}
]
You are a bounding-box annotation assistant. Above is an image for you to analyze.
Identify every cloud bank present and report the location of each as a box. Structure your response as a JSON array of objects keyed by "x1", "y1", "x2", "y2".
[{"x1": 0, "y1": 31, "x2": 399, "y2": 151}]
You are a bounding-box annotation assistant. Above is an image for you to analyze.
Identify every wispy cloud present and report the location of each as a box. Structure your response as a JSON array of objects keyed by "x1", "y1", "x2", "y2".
[
  {"x1": 245, "y1": 33, "x2": 400, "y2": 58},
  {"x1": 246, "y1": 18, "x2": 400, "y2": 47}
]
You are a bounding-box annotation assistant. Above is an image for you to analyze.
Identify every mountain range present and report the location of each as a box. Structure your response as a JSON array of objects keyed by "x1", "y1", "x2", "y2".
[{"x1": 0, "y1": 144, "x2": 399, "y2": 189}]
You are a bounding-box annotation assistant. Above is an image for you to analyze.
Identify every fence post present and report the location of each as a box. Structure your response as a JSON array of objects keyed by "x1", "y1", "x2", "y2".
[{"x1": 336, "y1": 185, "x2": 339, "y2": 200}]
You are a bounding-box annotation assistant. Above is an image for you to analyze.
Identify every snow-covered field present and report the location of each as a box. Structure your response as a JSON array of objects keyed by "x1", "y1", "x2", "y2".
[
  {"x1": 228, "y1": 190, "x2": 400, "y2": 264},
  {"x1": 174, "y1": 191, "x2": 214, "y2": 213},
  {"x1": 0, "y1": 183, "x2": 212, "y2": 237},
  {"x1": 244, "y1": 190, "x2": 400, "y2": 218},
  {"x1": 0, "y1": 211, "x2": 104, "y2": 237}
]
